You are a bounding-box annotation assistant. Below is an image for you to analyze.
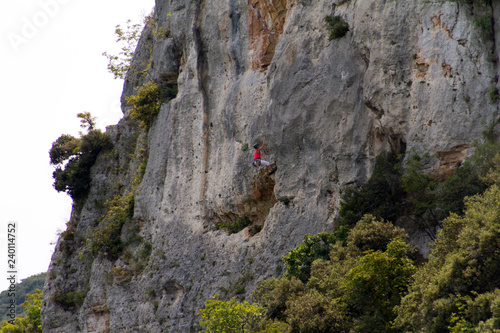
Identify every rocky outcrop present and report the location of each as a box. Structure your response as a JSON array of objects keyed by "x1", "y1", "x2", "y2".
[
  {"x1": 42, "y1": 0, "x2": 499, "y2": 332},
  {"x1": 249, "y1": 0, "x2": 291, "y2": 70}
]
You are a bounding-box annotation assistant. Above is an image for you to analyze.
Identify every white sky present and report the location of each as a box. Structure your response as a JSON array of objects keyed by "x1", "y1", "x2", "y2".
[{"x1": 0, "y1": 0, "x2": 154, "y2": 292}]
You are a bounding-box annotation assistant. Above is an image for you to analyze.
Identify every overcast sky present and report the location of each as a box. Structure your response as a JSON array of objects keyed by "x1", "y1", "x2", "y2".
[{"x1": 0, "y1": 0, "x2": 154, "y2": 292}]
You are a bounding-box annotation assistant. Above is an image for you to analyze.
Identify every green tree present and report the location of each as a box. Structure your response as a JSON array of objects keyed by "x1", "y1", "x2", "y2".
[
  {"x1": 77, "y1": 112, "x2": 96, "y2": 131},
  {"x1": 437, "y1": 161, "x2": 486, "y2": 221},
  {"x1": 345, "y1": 214, "x2": 408, "y2": 255},
  {"x1": 49, "y1": 114, "x2": 111, "y2": 202},
  {"x1": 401, "y1": 154, "x2": 440, "y2": 239},
  {"x1": 345, "y1": 238, "x2": 416, "y2": 332},
  {"x1": 252, "y1": 278, "x2": 305, "y2": 322},
  {"x1": 20, "y1": 291, "x2": 42, "y2": 333},
  {"x1": 282, "y1": 232, "x2": 341, "y2": 283},
  {"x1": 254, "y1": 216, "x2": 413, "y2": 333},
  {"x1": 395, "y1": 166, "x2": 500, "y2": 332},
  {"x1": 199, "y1": 295, "x2": 287, "y2": 333},
  {"x1": 338, "y1": 151, "x2": 404, "y2": 228},
  {"x1": 0, "y1": 289, "x2": 42, "y2": 333},
  {"x1": 102, "y1": 19, "x2": 143, "y2": 79},
  {"x1": 0, "y1": 273, "x2": 46, "y2": 322}
]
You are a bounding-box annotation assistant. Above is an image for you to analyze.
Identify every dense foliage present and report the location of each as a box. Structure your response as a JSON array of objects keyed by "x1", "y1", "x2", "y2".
[
  {"x1": 199, "y1": 295, "x2": 287, "y2": 332},
  {"x1": 49, "y1": 113, "x2": 112, "y2": 202},
  {"x1": 253, "y1": 216, "x2": 413, "y2": 333},
  {"x1": 282, "y1": 231, "x2": 344, "y2": 283},
  {"x1": 337, "y1": 151, "x2": 404, "y2": 229},
  {"x1": 395, "y1": 164, "x2": 500, "y2": 332},
  {"x1": 84, "y1": 191, "x2": 135, "y2": 259},
  {"x1": 325, "y1": 16, "x2": 349, "y2": 40},
  {"x1": 339, "y1": 144, "x2": 497, "y2": 238},
  {"x1": 0, "y1": 273, "x2": 45, "y2": 323},
  {"x1": 0, "y1": 289, "x2": 42, "y2": 333},
  {"x1": 126, "y1": 81, "x2": 161, "y2": 129},
  {"x1": 198, "y1": 137, "x2": 500, "y2": 332}
]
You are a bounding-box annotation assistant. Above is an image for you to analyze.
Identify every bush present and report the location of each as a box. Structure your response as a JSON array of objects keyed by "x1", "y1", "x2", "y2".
[
  {"x1": 325, "y1": 15, "x2": 349, "y2": 40},
  {"x1": 159, "y1": 81, "x2": 178, "y2": 101},
  {"x1": 345, "y1": 214, "x2": 408, "y2": 255},
  {"x1": 285, "y1": 291, "x2": 347, "y2": 333},
  {"x1": 253, "y1": 277, "x2": 305, "y2": 321},
  {"x1": 85, "y1": 191, "x2": 134, "y2": 259},
  {"x1": 199, "y1": 295, "x2": 288, "y2": 333},
  {"x1": 218, "y1": 218, "x2": 252, "y2": 235},
  {"x1": 126, "y1": 81, "x2": 161, "y2": 129},
  {"x1": 51, "y1": 290, "x2": 87, "y2": 310},
  {"x1": 437, "y1": 161, "x2": 486, "y2": 220},
  {"x1": 345, "y1": 238, "x2": 416, "y2": 330}
]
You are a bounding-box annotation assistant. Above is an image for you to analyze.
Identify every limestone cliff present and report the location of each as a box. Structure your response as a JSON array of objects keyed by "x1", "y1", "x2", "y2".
[{"x1": 42, "y1": 0, "x2": 500, "y2": 332}]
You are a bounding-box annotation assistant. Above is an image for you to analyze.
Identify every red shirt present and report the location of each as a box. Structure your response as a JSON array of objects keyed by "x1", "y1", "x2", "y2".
[{"x1": 254, "y1": 150, "x2": 261, "y2": 159}]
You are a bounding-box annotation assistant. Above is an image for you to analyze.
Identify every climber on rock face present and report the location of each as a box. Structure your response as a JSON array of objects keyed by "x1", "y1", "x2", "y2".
[{"x1": 253, "y1": 138, "x2": 277, "y2": 175}]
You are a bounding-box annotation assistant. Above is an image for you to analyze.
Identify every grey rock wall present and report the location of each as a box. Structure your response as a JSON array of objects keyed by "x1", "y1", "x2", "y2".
[{"x1": 42, "y1": 0, "x2": 499, "y2": 332}]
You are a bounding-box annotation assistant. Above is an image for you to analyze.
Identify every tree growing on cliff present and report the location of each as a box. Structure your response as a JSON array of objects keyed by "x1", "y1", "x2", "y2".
[
  {"x1": 126, "y1": 81, "x2": 161, "y2": 129},
  {"x1": 102, "y1": 19, "x2": 143, "y2": 80},
  {"x1": 49, "y1": 113, "x2": 111, "y2": 202},
  {"x1": 337, "y1": 151, "x2": 404, "y2": 228},
  {"x1": 325, "y1": 15, "x2": 349, "y2": 40},
  {"x1": 77, "y1": 111, "x2": 96, "y2": 132}
]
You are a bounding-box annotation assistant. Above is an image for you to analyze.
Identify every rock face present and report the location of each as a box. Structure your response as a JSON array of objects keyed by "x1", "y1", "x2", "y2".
[
  {"x1": 249, "y1": 0, "x2": 291, "y2": 70},
  {"x1": 42, "y1": 0, "x2": 500, "y2": 332}
]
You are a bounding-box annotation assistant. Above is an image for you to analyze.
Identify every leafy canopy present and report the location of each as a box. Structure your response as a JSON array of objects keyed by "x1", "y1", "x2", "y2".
[
  {"x1": 338, "y1": 151, "x2": 404, "y2": 229},
  {"x1": 199, "y1": 295, "x2": 287, "y2": 333},
  {"x1": 83, "y1": 191, "x2": 135, "y2": 259},
  {"x1": 395, "y1": 158, "x2": 500, "y2": 332},
  {"x1": 126, "y1": 81, "x2": 161, "y2": 129},
  {"x1": 282, "y1": 231, "x2": 341, "y2": 283},
  {"x1": 253, "y1": 215, "x2": 413, "y2": 333},
  {"x1": 49, "y1": 113, "x2": 111, "y2": 202},
  {"x1": 0, "y1": 289, "x2": 42, "y2": 333}
]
